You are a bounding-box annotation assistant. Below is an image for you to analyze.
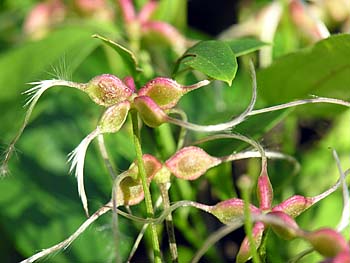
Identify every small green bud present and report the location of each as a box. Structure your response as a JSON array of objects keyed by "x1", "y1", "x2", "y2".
[
  {"x1": 86, "y1": 74, "x2": 134, "y2": 106},
  {"x1": 257, "y1": 170, "x2": 273, "y2": 210},
  {"x1": 165, "y1": 146, "x2": 221, "y2": 180},
  {"x1": 115, "y1": 154, "x2": 162, "y2": 206},
  {"x1": 267, "y1": 211, "x2": 300, "y2": 240},
  {"x1": 236, "y1": 222, "x2": 265, "y2": 263},
  {"x1": 98, "y1": 100, "x2": 130, "y2": 133},
  {"x1": 133, "y1": 96, "x2": 168, "y2": 127},
  {"x1": 138, "y1": 77, "x2": 210, "y2": 109},
  {"x1": 303, "y1": 228, "x2": 348, "y2": 258},
  {"x1": 208, "y1": 198, "x2": 260, "y2": 225},
  {"x1": 272, "y1": 195, "x2": 314, "y2": 218},
  {"x1": 153, "y1": 165, "x2": 172, "y2": 184}
]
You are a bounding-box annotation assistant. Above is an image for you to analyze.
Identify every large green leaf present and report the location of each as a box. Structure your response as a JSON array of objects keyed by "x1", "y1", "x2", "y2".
[
  {"x1": 175, "y1": 40, "x2": 237, "y2": 85},
  {"x1": 226, "y1": 38, "x2": 268, "y2": 57},
  {"x1": 258, "y1": 34, "x2": 350, "y2": 108}
]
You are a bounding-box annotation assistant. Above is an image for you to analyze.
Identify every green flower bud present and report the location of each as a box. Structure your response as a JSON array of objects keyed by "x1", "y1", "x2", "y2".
[
  {"x1": 116, "y1": 154, "x2": 162, "y2": 206},
  {"x1": 208, "y1": 198, "x2": 260, "y2": 225},
  {"x1": 133, "y1": 96, "x2": 168, "y2": 127},
  {"x1": 138, "y1": 77, "x2": 209, "y2": 109},
  {"x1": 236, "y1": 222, "x2": 265, "y2": 263},
  {"x1": 98, "y1": 100, "x2": 130, "y2": 133},
  {"x1": 165, "y1": 146, "x2": 221, "y2": 180},
  {"x1": 267, "y1": 211, "x2": 300, "y2": 240},
  {"x1": 86, "y1": 74, "x2": 134, "y2": 106},
  {"x1": 304, "y1": 228, "x2": 348, "y2": 258},
  {"x1": 272, "y1": 195, "x2": 314, "y2": 218}
]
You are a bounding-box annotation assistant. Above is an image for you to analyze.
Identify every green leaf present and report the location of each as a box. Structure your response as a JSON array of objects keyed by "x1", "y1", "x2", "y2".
[
  {"x1": 226, "y1": 38, "x2": 268, "y2": 57},
  {"x1": 176, "y1": 40, "x2": 237, "y2": 85},
  {"x1": 258, "y1": 34, "x2": 350, "y2": 116},
  {"x1": 92, "y1": 34, "x2": 140, "y2": 75}
]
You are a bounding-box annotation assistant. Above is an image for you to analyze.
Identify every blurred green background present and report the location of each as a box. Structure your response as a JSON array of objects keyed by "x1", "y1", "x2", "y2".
[{"x1": 1, "y1": 0, "x2": 350, "y2": 262}]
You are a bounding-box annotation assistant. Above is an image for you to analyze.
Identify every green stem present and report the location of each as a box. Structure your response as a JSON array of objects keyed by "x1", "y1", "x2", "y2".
[
  {"x1": 130, "y1": 110, "x2": 162, "y2": 263},
  {"x1": 159, "y1": 183, "x2": 178, "y2": 263},
  {"x1": 239, "y1": 176, "x2": 261, "y2": 263}
]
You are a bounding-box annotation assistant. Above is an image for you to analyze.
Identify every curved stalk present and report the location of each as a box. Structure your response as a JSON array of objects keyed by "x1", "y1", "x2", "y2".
[{"x1": 130, "y1": 110, "x2": 161, "y2": 263}]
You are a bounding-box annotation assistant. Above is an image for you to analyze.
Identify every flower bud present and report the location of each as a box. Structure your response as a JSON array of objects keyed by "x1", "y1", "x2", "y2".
[
  {"x1": 133, "y1": 96, "x2": 168, "y2": 127},
  {"x1": 138, "y1": 77, "x2": 209, "y2": 110},
  {"x1": 267, "y1": 211, "x2": 300, "y2": 240},
  {"x1": 208, "y1": 198, "x2": 260, "y2": 225},
  {"x1": 257, "y1": 167, "x2": 273, "y2": 210},
  {"x1": 86, "y1": 74, "x2": 134, "y2": 106},
  {"x1": 165, "y1": 146, "x2": 221, "y2": 180},
  {"x1": 236, "y1": 222, "x2": 265, "y2": 263},
  {"x1": 303, "y1": 228, "x2": 348, "y2": 258},
  {"x1": 272, "y1": 195, "x2": 314, "y2": 218},
  {"x1": 98, "y1": 100, "x2": 130, "y2": 133},
  {"x1": 138, "y1": 78, "x2": 184, "y2": 109},
  {"x1": 116, "y1": 154, "x2": 162, "y2": 206},
  {"x1": 23, "y1": 0, "x2": 66, "y2": 39},
  {"x1": 153, "y1": 165, "x2": 171, "y2": 184}
]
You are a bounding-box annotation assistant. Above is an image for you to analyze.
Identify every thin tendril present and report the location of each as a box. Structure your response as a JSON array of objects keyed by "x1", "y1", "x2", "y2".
[
  {"x1": 166, "y1": 61, "x2": 257, "y2": 132},
  {"x1": 1, "y1": 79, "x2": 86, "y2": 176}
]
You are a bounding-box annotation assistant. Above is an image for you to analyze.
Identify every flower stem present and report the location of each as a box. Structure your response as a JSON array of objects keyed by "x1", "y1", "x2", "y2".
[
  {"x1": 130, "y1": 110, "x2": 161, "y2": 263},
  {"x1": 238, "y1": 175, "x2": 261, "y2": 263},
  {"x1": 159, "y1": 183, "x2": 178, "y2": 263}
]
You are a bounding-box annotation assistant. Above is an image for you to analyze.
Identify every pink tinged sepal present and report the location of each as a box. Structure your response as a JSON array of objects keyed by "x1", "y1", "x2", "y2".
[
  {"x1": 98, "y1": 100, "x2": 130, "y2": 133},
  {"x1": 303, "y1": 228, "x2": 349, "y2": 258},
  {"x1": 133, "y1": 96, "x2": 168, "y2": 127},
  {"x1": 165, "y1": 146, "x2": 221, "y2": 180},
  {"x1": 272, "y1": 195, "x2": 314, "y2": 218},
  {"x1": 289, "y1": 0, "x2": 330, "y2": 41},
  {"x1": 208, "y1": 198, "x2": 260, "y2": 225},
  {"x1": 236, "y1": 222, "x2": 265, "y2": 263},
  {"x1": 115, "y1": 154, "x2": 162, "y2": 206},
  {"x1": 138, "y1": 77, "x2": 209, "y2": 110},
  {"x1": 118, "y1": 0, "x2": 136, "y2": 23},
  {"x1": 321, "y1": 250, "x2": 350, "y2": 263},
  {"x1": 123, "y1": 76, "x2": 136, "y2": 92},
  {"x1": 257, "y1": 165, "x2": 273, "y2": 210},
  {"x1": 141, "y1": 21, "x2": 187, "y2": 53},
  {"x1": 266, "y1": 211, "x2": 300, "y2": 240},
  {"x1": 86, "y1": 74, "x2": 134, "y2": 107},
  {"x1": 137, "y1": 0, "x2": 158, "y2": 24}
]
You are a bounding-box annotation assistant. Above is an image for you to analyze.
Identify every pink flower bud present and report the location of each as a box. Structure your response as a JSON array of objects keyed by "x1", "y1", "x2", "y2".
[
  {"x1": 118, "y1": 0, "x2": 136, "y2": 23},
  {"x1": 208, "y1": 198, "x2": 260, "y2": 225},
  {"x1": 86, "y1": 74, "x2": 134, "y2": 107},
  {"x1": 133, "y1": 96, "x2": 168, "y2": 127},
  {"x1": 116, "y1": 154, "x2": 162, "y2": 206},
  {"x1": 74, "y1": 0, "x2": 106, "y2": 14},
  {"x1": 272, "y1": 195, "x2": 314, "y2": 218},
  {"x1": 165, "y1": 146, "x2": 221, "y2": 180},
  {"x1": 98, "y1": 100, "x2": 130, "y2": 133},
  {"x1": 123, "y1": 76, "x2": 136, "y2": 92},
  {"x1": 257, "y1": 166, "x2": 273, "y2": 210},
  {"x1": 289, "y1": 0, "x2": 330, "y2": 41},
  {"x1": 303, "y1": 228, "x2": 349, "y2": 258},
  {"x1": 236, "y1": 222, "x2": 265, "y2": 263},
  {"x1": 267, "y1": 211, "x2": 300, "y2": 240},
  {"x1": 138, "y1": 78, "x2": 183, "y2": 109},
  {"x1": 322, "y1": 249, "x2": 350, "y2": 263},
  {"x1": 138, "y1": 0, "x2": 158, "y2": 24},
  {"x1": 138, "y1": 78, "x2": 209, "y2": 110},
  {"x1": 23, "y1": 0, "x2": 66, "y2": 39},
  {"x1": 141, "y1": 21, "x2": 187, "y2": 54}
]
